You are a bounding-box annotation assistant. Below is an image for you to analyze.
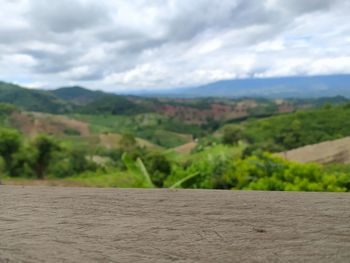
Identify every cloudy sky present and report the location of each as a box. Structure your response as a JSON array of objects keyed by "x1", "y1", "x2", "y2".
[{"x1": 0, "y1": 0, "x2": 349, "y2": 91}]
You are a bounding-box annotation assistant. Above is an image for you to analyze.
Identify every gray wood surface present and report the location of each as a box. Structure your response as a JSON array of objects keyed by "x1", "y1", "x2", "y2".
[{"x1": 1, "y1": 186, "x2": 349, "y2": 262}]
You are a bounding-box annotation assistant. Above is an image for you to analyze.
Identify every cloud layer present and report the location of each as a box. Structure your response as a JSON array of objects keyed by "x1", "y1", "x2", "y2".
[{"x1": 0, "y1": 0, "x2": 349, "y2": 91}]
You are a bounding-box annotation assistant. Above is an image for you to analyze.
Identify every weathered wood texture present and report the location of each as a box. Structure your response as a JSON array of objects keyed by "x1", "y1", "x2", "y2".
[{"x1": 1, "y1": 186, "x2": 349, "y2": 262}]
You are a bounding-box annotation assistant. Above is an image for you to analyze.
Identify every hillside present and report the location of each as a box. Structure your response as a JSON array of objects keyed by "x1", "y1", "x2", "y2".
[
  {"x1": 0, "y1": 82, "x2": 71, "y2": 113},
  {"x1": 226, "y1": 102, "x2": 350, "y2": 152},
  {"x1": 7, "y1": 111, "x2": 161, "y2": 150},
  {"x1": 2, "y1": 80, "x2": 350, "y2": 192},
  {"x1": 1, "y1": 80, "x2": 348, "y2": 126},
  {"x1": 278, "y1": 137, "x2": 350, "y2": 164},
  {"x1": 51, "y1": 86, "x2": 107, "y2": 105},
  {"x1": 2, "y1": 99, "x2": 350, "y2": 191},
  {"x1": 79, "y1": 95, "x2": 152, "y2": 115}
]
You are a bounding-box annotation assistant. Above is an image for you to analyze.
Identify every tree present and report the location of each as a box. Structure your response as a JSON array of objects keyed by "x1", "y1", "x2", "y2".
[
  {"x1": 48, "y1": 148, "x2": 97, "y2": 178},
  {"x1": 11, "y1": 146, "x2": 37, "y2": 178},
  {"x1": 144, "y1": 152, "x2": 171, "y2": 187},
  {"x1": 0, "y1": 103, "x2": 18, "y2": 115},
  {"x1": 0, "y1": 128, "x2": 21, "y2": 174},
  {"x1": 222, "y1": 125, "x2": 243, "y2": 145},
  {"x1": 275, "y1": 119, "x2": 302, "y2": 149},
  {"x1": 119, "y1": 133, "x2": 137, "y2": 150},
  {"x1": 32, "y1": 135, "x2": 60, "y2": 179}
]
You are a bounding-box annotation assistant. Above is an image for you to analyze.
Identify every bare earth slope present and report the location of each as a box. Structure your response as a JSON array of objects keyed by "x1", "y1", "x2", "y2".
[
  {"x1": 0, "y1": 186, "x2": 349, "y2": 262},
  {"x1": 278, "y1": 136, "x2": 350, "y2": 164}
]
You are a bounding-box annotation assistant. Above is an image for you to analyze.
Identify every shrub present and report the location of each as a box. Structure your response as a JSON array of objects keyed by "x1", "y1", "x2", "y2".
[
  {"x1": 0, "y1": 128, "x2": 22, "y2": 174},
  {"x1": 143, "y1": 152, "x2": 171, "y2": 187}
]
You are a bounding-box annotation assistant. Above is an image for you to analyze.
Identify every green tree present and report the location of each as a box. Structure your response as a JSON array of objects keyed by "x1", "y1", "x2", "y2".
[
  {"x1": 48, "y1": 148, "x2": 97, "y2": 178},
  {"x1": 11, "y1": 146, "x2": 37, "y2": 178},
  {"x1": 0, "y1": 103, "x2": 18, "y2": 115},
  {"x1": 144, "y1": 152, "x2": 171, "y2": 187},
  {"x1": 0, "y1": 128, "x2": 21, "y2": 174},
  {"x1": 222, "y1": 125, "x2": 243, "y2": 145},
  {"x1": 120, "y1": 133, "x2": 137, "y2": 150},
  {"x1": 275, "y1": 119, "x2": 302, "y2": 149},
  {"x1": 33, "y1": 135, "x2": 60, "y2": 179}
]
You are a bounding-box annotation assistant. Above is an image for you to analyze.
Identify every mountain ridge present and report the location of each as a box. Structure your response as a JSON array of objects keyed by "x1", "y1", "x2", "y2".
[
  {"x1": 134, "y1": 74, "x2": 350, "y2": 98},
  {"x1": 0, "y1": 81, "x2": 71, "y2": 113},
  {"x1": 51, "y1": 86, "x2": 108, "y2": 104}
]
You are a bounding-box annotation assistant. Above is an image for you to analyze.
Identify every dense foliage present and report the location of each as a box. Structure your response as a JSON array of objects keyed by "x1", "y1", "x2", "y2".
[
  {"x1": 1, "y1": 126, "x2": 349, "y2": 192},
  {"x1": 0, "y1": 128, "x2": 98, "y2": 179},
  {"x1": 227, "y1": 103, "x2": 350, "y2": 152}
]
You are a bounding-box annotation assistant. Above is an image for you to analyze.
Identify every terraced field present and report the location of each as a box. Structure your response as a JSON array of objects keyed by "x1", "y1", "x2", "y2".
[{"x1": 1, "y1": 186, "x2": 349, "y2": 262}]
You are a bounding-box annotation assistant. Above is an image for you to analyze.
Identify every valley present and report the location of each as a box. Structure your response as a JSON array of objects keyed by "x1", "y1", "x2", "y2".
[{"x1": 0, "y1": 81, "x2": 350, "y2": 192}]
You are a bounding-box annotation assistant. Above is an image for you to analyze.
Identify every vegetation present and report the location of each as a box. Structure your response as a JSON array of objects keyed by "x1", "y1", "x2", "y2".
[
  {"x1": 0, "y1": 128, "x2": 21, "y2": 173},
  {"x1": 71, "y1": 113, "x2": 197, "y2": 148},
  {"x1": 222, "y1": 125, "x2": 243, "y2": 145},
  {"x1": 1, "y1": 81, "x2": 350, "y2": 192},
  {"x1": 227, "y1": 103, "x2": 350, "y2": 152},
  {"x1": 0, "y1": 82, "x2": 71, "y2": 113},
  {"x1": 51, "y1": 86, "x2": 106, "y2": 104},
  {"x1": 79, "y1": 96, "x2": 151, "y2": 115}
]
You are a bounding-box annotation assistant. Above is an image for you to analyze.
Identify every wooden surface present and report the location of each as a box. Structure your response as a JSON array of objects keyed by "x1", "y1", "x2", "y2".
[{"x1": 1, "y1": 186, "x2": 350, "y2": 262}]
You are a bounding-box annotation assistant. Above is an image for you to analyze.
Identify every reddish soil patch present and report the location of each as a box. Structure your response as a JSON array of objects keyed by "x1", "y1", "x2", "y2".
[
  {"x1": 275, "y1": 100, "x2": 295, "y2": 113},
  {"x1": 173, "y1": 141, "x2": 197, "y2": 154},
  {"x1": 9, "y1": 112, "x2": 90, "y2": 137},
  {"x1": 157, "y1": 100, "x2": 259, "y2": 124}
]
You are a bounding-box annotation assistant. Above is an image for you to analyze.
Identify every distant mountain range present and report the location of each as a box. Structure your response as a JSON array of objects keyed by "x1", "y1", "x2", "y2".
[
  {"x1": 136, "y1": 74, "x2": 350, "y2": 98},
  {"x1": 1, "y1": 78, "x2": 350, "y2": 131},
  {"x1": 0, "y1": 74, "x2": 350, "y2": 114}
]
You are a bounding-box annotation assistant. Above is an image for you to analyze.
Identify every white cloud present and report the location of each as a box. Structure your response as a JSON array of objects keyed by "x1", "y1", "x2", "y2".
[
  {"x1": 309, "y1": 57, "x2": 350, "y2": 75},
  {"x1": 197, "y1": 39, "x2": 223, "y2": 54},
  {"x1": 0, "y1": 0, "x2": 349, "y2": 91}
]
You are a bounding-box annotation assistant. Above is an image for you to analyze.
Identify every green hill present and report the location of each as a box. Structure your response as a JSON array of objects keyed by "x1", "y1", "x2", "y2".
[
  {"x1": 0, "y1": 82, "x2": 71, "y2": 113},
  {"x1": 51, "y1": 86, "x2": 107, "y2": 105},
  {"x1": 228, "y1": 103, "x2": 350, "y2": 152}
]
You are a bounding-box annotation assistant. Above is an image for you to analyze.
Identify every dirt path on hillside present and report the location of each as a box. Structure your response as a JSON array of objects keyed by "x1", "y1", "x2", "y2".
[{"x1": 1, "y1": 187, "x2": 350, "y2": 262}]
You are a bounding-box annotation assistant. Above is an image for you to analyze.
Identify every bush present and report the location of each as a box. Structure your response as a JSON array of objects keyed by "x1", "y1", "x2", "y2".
[
  {"x1": 143, "y1": 152, "x2": 171, "y2": 187},
  {"x1": 225, "y1": 153, "x2": 350, "y2": 192},
  {"x1": 11, "y1": 146, "x2": 37, "y2": 178},
  {"x1": 48, "y1": 149, "x2": 98, "y2": 178},
  {"x1": 32, "y1": 135, "x2": 61, "y2": 179},
  {"x1": 0, "y1": 128, "x2": 22, "y2": 174},
  {"x1": 222, "y1": 125, "x2": 243, "y2": 145}
]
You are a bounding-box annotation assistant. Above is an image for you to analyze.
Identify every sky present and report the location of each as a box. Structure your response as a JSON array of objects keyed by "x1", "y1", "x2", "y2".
[{"x1": 0, "y1": 0, "x2": 349, "y2": 92}]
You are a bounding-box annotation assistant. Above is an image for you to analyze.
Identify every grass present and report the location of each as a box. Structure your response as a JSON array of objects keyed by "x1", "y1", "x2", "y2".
[
  {"x1": 67, "y1": 169, "x2": 148, "y2": 188},
  {"x1": 1, "y1": 169, "x2": 148, "y2": 188},
  {"x1": 1, "y1": 177, "x2": 86, "y2": 187}
]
